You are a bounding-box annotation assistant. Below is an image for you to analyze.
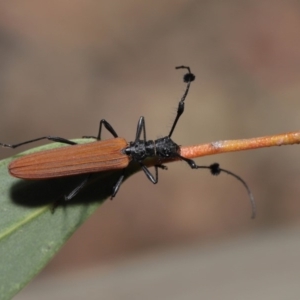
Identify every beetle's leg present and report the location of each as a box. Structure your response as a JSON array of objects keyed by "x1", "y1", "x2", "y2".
[
  {"x1": 139, "y1": 163, "x2": 167, "y2": 184},
  {"x1": 111, "y1": 170, "x2": 125, "y2": 199},
  {"x1": 141, "y1": 164, "x2": 157, "y2": 184},
  {"x1": 134, "y1": 116, "x2": 146, "y2": 142},
  {"x1": 111, "y1": 163, "x2": 167, "y2": 199},
  {"x1": 0, "y1": 136, "x2": 77, "y2": 149},
  {"x1": 64, "y1": 174, "x2": 92, "y2": 201},
  {"x1": 83, "y1": 119, "x2": 118, "y2": 140}
]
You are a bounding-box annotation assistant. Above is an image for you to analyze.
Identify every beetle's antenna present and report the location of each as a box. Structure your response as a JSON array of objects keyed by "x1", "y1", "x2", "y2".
[
  {"x1": 168, "y1": 66, "x2": 196, "y2": 138},
  {"x1": 197, "y1": 163, "x2": 256, "y2": 219}
]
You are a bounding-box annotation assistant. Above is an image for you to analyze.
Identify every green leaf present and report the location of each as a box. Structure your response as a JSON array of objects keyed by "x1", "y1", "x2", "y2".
[{"x1": 0, "y1": 139, "x2": 139, "y2": 300}]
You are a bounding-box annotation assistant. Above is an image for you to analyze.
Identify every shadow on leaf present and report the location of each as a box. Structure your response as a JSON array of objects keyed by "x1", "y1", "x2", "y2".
[{"x1": 9, "y1": 169, "x2": 133, "y2": 208}]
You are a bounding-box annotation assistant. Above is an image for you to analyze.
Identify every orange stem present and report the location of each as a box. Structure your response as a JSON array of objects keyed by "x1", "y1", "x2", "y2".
[{"x1": 180, "y1": 131, "x2": 300, "y2": 159}]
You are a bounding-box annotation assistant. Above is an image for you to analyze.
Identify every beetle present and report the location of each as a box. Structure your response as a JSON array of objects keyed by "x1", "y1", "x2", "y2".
[{"x1": 1, "y1": 65, "x2": 255, "y2": 217}]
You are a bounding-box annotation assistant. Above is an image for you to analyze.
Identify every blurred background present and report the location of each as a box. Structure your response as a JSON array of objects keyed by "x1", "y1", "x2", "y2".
[{"x1": 1, "y1": 1, "x2": 300, "y2": 299}]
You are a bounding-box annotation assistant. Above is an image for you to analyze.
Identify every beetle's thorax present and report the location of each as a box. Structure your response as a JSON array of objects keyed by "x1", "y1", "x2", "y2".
[
  {"x1": 123, "y1": 136, "x2": 180, "y2": 162},
  {"x1": 124, "y1": 139, "x2": 155, "y2": 161},
  {"x1": 154, "y1": 137, "x2": 180, "y2": 159}
]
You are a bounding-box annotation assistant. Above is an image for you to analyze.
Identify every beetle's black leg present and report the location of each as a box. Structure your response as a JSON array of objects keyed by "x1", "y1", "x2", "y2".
[
  {"x1": 139, "y1": 163, "x2": 167, "y2": 184},
  {"x1": 83, "y1": 119, "x2": 119, "y2": 140},
  {"x1": 51, "y1": 174, "x2": 92, "y2": 212},
  {"x1": 111, "y1": 163, "x2": 168, "y2": 199},
  {"x1": 168, "y1": 66, "x2": 195, "y2": 138},
  {"x1": 0, "y1": 136, "x2": 77, "y2": 149},
  {"x1": 111, "y1": 171, "x2": 125, "y2": 199},
  {"x1": 134, "y1": 116, "x2": 146, "y2": 142},
  {"x1": 64, "y1": 174, "x2": 92, "y2": 201},
  {"x1": 140, "y1": 163, "x2": 158, "y2": 184}
]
